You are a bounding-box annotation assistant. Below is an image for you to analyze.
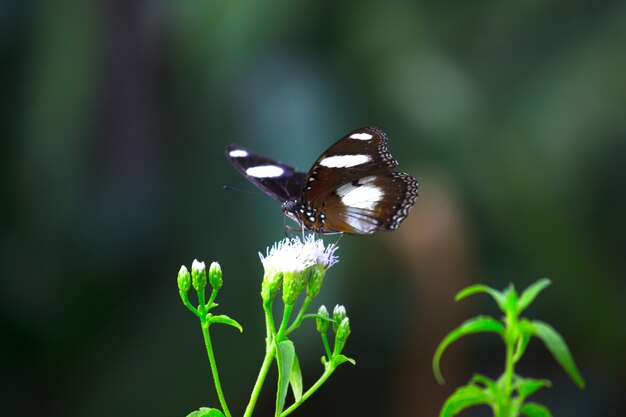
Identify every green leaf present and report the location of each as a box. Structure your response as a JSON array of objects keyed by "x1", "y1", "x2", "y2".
[
  {"x1": 530, "y1": 320, "x2": 585, "y2": 388},
  {"x1": 207, "y1": 314, "x2": 243, "y2": 333},
  {"x1": 303, "y1": 312, "x2": 333, "y2": 322},
  {"x1": 289, "y1": 350, "x2": 303, "y2": 402},
  {"x1": 514, "y1": 377, "x2": 551, "y2": 400},
  {"x1": 469, "y1": 374, "x2": 499, "y2": 397},
  {"x1": 276, "y1": 340, "x2": 295, "y2": 414},
  {"x1": 470, "y1": 373, "x2": 496, "y2": 387},
  {"x1": 433, "y1": 316, "x2": 505, "y2": 384},
  {"x1": 503, "y1": 284, "x2": 519, "y2": 313},
  {"x1": 455, "y1": 284, "x2": 506, "y2": 311},
  {"x1": 520, "y1": 402, "x2": 553, "y2": 417},
  {"x1": 518, "y1": 279, "x2": 551, "y2": 313},
  {"x1": 496, "y1": 373, "x2": 507, "y2": 391},
  {"x1": 186, "y1": 408, "x2": 226, "y2": 417},
  {"x1": 439, "y1": 385, "x2": 492, "y2": 417},
  {"x1": 332, "y1": 354, "x2": 356, "y2": 367}
]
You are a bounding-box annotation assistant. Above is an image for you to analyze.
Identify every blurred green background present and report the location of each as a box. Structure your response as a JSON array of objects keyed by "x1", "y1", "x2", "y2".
[{"x1": 2, "y1": 0, "x2": 625, "y2": 416}]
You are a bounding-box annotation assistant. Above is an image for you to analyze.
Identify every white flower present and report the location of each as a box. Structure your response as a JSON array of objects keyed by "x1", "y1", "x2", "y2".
[
  {"x1": 191, "y1": 259, "x2": 207, "y2": 290},
  {"x1": 192, "y1": 259, "x2": 206, "y2": 274},
  {"x1": 259, "y1": 236, "x2": 339, "y2": 274},
  {"x1": 299, "y1": 235, "x2": 340, "y2": 270},
  {"x1": 333, "y1": 304, "x2": 347, "y2": 319},
  {"x1": 259, "y1": 238, "x2": 313, "y2": 274},
  {"x1": 318, "y1": 241, "x2": 339, "y2": 270}
]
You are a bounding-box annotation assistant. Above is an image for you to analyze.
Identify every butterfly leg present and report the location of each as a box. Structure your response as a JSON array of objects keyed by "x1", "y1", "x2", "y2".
[
  {"x1": 284, "y1": 224, "x2": 302, "y2": 239},
  {"x1": 328, "y1": 232, "x2": 344, "y2": 253},
  {"x1": 283, "y1": 215, "x2": 292, "y2": 238}
]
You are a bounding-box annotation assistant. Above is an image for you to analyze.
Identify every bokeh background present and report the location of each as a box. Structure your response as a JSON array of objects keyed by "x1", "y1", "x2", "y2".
[{"x1": 2, "y1": 1, "x2": 625, "y2": 416}]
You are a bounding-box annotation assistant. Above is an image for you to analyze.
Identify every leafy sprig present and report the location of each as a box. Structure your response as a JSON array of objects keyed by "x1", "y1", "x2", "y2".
[
  {"x1": 433, "y1": 278, "x2": 584, "y2": 417},
  {"x1": 178, "y1": 237, "x2": 354, "y2": 417}
]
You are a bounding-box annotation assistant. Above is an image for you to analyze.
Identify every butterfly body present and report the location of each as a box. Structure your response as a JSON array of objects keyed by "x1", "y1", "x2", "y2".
[
  {"x1": 226, "y1": 127, "x2": 418, "y2": 235},
  {"x1": 281, "y1": 199, "x2": 325, "y2": 233}
]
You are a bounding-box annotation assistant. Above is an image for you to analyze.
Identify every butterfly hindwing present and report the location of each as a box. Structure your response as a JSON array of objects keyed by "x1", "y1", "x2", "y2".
[
  {"x1": 225, "y1": 144, "x2": 306, "y2": 203},
  {"x1": 320, "y1": 172, "x2": 418, "y2": 234}
]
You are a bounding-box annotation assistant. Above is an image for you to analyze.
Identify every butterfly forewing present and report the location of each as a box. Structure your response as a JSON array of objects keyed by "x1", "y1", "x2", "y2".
[
  {"x1": 320, "y1": 172, "x2": 418, "y2": 234},
  {"x1": 304, "y1": 127, "x2": 398, "y2": 202},
  {"x1": 225, "y1": 144, "x2": 306, "y2": 203}
]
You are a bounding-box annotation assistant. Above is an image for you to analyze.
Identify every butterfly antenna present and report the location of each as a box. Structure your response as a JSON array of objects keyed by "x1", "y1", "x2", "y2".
[{"x1": 223, "y1": 185, "x2": 263, "y2": 195}]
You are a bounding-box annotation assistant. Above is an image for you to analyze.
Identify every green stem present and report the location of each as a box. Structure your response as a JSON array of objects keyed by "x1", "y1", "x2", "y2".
[
  {"x1": 180, "y1": 291, "x2": 200, "y2": 316},
  {"x1": 201, "y1": 319, "x2": 232, "y2": 417},
  {"x1": 243, "y1": 339, "x2": 277, "y2": 417},
  {"x1": 272, "y1": 305, "x2": 294, "y2": 417},
  {"x1": 195, "y1": 287, "x2": 231, "y2": 417},
  {"x1": 497, "y1": 314, "x2": 517, "y2": 417},
  {"x1": 264, "y1": 300, "x2": 277, "y2": 339},
  {"x1": 280, "y1": 365, "x2": 335, "y2": 417},
  {"x1": 197, "y1": 287, "x2": 207, "y2": 316},
  {"x1": 276, "y1": 304, "x2": 294, "y2": 342},
  {"x1": 206, "y1": 288, "x2": 218, "y2": 311},
  {"x1": 285, "y1": 296, "x2": 312, "y2": 336},
  {"x1": 503, "y1": 313, "x2": 516, "y2": 398},
  {"x1": 243, "y1": 299, "x2": 281, "y2": 417},
  {"x1": 321, "y1": 333, "x2": 332, "y2": 359},
  {"x1": 504, "y1": 340, "x2": 514, "y2": 396}
]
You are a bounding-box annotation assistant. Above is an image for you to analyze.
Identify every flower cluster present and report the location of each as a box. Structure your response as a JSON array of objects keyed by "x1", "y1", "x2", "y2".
[
  {"x1": 176, "y1": 234, "x2": 353, "y2": 417},
  {"x1": 259, "y1": 235, "x2": 339, "y2": 304},
  {"x1": 259, "y1": 235, "x2": 338, "y2": 273}
]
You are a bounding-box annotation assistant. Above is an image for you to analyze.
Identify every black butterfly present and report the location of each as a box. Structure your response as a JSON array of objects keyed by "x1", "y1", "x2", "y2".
[{"x1": 225, "y1": 127, "x2": 418, "y2": 235}]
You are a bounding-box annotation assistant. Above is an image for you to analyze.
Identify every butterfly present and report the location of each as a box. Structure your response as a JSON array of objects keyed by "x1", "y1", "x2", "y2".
[{"x1": 225, "y1": 127, "x2": 418, "y2": 235}]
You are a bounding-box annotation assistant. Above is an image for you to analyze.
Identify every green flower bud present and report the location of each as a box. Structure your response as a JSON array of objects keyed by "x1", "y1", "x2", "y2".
[
  {"x1": 332, "y1": 304, "x2": 347, "y2": 333},
  {"x1": 307, "y1": 264, "x2": 326, "y2": 299},
  {"x1": 261, "y1": 271, "x2": 283, "y2": 302},
  {"x1": 282, "y1": 271, "x2": 306, "y2": 306},
  {"x1": 209, "y1": 261, "x2": 223, "y2": 290},
  {"x1": 177, "y1": 265, "x2": 191, "y2": 293},
  {"x1": 334, "y1": 317, "x2": 351, "y2": 355},
  {"x1": 191, "y1": 259, "x2": 207, "y2": 291},
  {"x1": 316, "y1": 305, "x2": 330, "y2": 334}
]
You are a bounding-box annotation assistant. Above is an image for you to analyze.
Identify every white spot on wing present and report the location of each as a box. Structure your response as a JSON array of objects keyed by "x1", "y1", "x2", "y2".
[
  {"x1": 340, "y1": 210, "x2": 378, "y2": 233},
  {"x1": 335, "y1": 183, "x2": 355, "y2": 198},
  {"x1": 338, "y1": 184, "x2": 383, "y2": 211},
  {"x1": 246, "y1": 165, "x2": 284, "y2": 178},
  {"x1": 229, "y1": 149, "x2": 248, "y2": 157},
  {"x1": 344, "y1": 216, "x2": 375, "y2": 233},
  {"x1": 319, "y1": 154, "x2": 371, "y2": 168},
  {"x1": 357, "y1": 176, "x2": 377, "y2": 185},
  {"x1": 350, "y1": 132, "x2": 373, "y2": 140}
]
